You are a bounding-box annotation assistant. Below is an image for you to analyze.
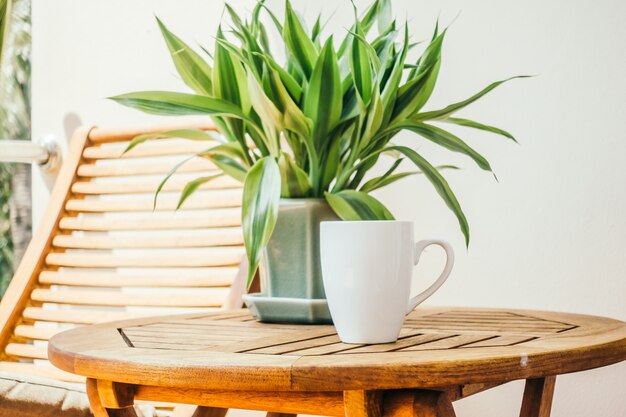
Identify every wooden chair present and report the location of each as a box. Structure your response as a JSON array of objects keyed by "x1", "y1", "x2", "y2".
[{"x1": 0, "y1": 124, "x2": 251, "y2": 416}]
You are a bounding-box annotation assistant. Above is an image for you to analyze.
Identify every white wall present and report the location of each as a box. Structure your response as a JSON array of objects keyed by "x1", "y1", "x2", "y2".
[{"x1": 31, "y1": 0, "x2": 625, "y2": 416}]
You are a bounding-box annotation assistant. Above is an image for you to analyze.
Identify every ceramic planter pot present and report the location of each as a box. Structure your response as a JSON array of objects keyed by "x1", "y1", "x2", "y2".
[{"x1": 243, "y1": 198, "x2": 339, "y2": 323}]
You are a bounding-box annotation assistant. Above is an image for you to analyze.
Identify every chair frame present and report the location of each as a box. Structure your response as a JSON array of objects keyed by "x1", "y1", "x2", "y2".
[{"x1": 0, "y1": 123, "x2": 251, "y2": 416}]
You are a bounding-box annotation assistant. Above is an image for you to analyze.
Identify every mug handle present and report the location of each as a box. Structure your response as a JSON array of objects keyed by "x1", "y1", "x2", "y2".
[{"x1": 406, "y1": 240, "x2": 455, "y2": 313}]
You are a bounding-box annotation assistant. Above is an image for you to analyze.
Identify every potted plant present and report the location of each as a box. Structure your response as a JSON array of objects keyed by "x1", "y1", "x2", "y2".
[{"x1": 112, "y1": 0, "x2": 525, "y2": 323}]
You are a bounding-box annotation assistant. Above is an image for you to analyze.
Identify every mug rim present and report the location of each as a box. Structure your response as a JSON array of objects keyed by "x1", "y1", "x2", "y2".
[{"x1": 321, "y1": 220, "x2": 412, "y2": 226}]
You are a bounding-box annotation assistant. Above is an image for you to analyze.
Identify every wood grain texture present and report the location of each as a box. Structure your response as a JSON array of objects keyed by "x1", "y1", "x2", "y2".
[
  {"x1": 59, "y1": 209, "x2": 241, "y2": 231},
  {"x1": 411, "y1": 391, "x2": 456, "y2": 417},
  {"x1": 52, "y1": 228, "x2": 243, "y2": 249},
  {"x1": 134, "y1": 385, "x2": 344, "y2": 416},
  {"x1": 45, "y1": 248, "x2": 244, "y2": 268},
  {"x1": 0, "y1": 123, "x2": 248, "y2": 417},
  {"x1": 71, "y1": 176, "x2": 238, "y2": 195},
  {"x1": 38, "y1": 269, "x2": 236, "y2": 288},
  {"x1": 77, "y1": 157, "x2": 216, "y2": 177},
  {"x1": 344, "y1": 390, "x2": 383, "y2": 417},
  {"x1": 190, "y1": 407, "x2": 229, "y2": 417},
  {"x1": 97, "y1": 380, "x2": 136, "y2": 408},
  {"x1": 519, "y1": 376, "x2": 556, "y2": 417},
  {"x1": 65, "y1": 189, "x2": 242, "y2": 212},
  {"x1": 0, "y1": 126, "x2": 93, "y2": 354},
  {"x1": 87, "y1": 378, "x2": 139, "y2": 417},
  {"x1": 83, "y1": 140, "x2": 214, "y2": 159},
  {"x1": 48, "y1": 307, "x2": 626, "y2": 392},
  {"x1": 87, "y1": 121, "x2": 216, "y2": 144}
]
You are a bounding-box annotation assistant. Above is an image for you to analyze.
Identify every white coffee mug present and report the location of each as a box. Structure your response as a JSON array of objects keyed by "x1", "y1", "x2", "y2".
[{"x1": 320, "y1": 221, "x2": 454, "y2": 344}]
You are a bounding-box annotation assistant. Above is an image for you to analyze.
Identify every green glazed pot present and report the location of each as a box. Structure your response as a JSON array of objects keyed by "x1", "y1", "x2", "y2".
[{"x1": 244, "y1": 198, "x2": 339, "y2": 323}]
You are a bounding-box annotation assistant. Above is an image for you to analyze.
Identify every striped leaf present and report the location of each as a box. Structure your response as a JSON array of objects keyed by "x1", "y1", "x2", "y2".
[
  {"x1": 177, "y1": 174, "x2": 223, "y2": 209},
  {"x1": 242, "y1": 157, "x2": 281, "y2": 287},
  {"x1": 349, "y1": 21, "x2": 374, "y2": 106},
  {"x1": 325, "y1": 190, "x2": 395, "y2": 221},
  {"x1": 359, "y1": 157, "x2": 404, "y2": 192},
  {"x1": 213, "y1": 27, "x2": 251, "y2": 114},
  {"x1": 303, "y1": 37, "x2": 342, "y2": 145},
  {"x1": 109, "y1": 91, "x2": 249, "y2": 118},
  {"x1": 156, "y1": 17, "x2": 213, "y2": 95},
  {"x1": 200, "y1": 143, "x2": 248, "y2": 182},
  {"x1": 247, "y1": 70, "x2": 283, "y2": 135},
  {"x1": 152, "y1": 154, "x2": 197, "y2": 209},
  {"x1": 360, "y1": 164, "x2": 459, "y2": 193},
  {"x1": 389, "y1": 145, "x2": 469, "y2": 246},
  {"x1": 414, "y1": 76, "x2": 532, "y2": 121},
  {"x1": 396, "y1": 121, "x2": 493, "y2": 172},
  {"x1": 441, "y1": 117, "x2": 518, "y2": 143},
  {"x1": 206, "y1": 154, "x2": 247, "y2": 183},
  {"x1": 283, "y1": 0, "x2": 318, "y2": 78},
  {"x1": 392, "y1": 30, "x2": 445, "y2": 122},
  {"x1": 278, "y1": 152, "x2": 310, "y2": 197},
  {"x1": 265, "y1": 70, "x2": 312, "y2": 138},
  {"x1": 124, "y1": 129, "x2": 220, "y2": 153},
  {"x1": 377, "y1": 0, "x2": 393, "y2": 34},
  {"x1": 360, "y1": 171, "x2": 416, "y2": 192}
]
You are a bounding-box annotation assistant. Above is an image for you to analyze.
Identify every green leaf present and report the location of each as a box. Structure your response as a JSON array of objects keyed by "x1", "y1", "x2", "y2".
[
  {"x1": 397, "y1": 121, "x2": 492, "y2": 172},
  {"x1": 156, "y1": 17, "x2": 213, "y2": 95},
  {"x1": 443, "y1": 117, "x2": 518, "y2": 142},
  {"x1": 346, "y1": 29, "x2": 381, "y2": 72},
  {"x1": 303, "y1": 37, "x2": 342, "y2": 145},
  {"x1": 124, "y1": 129, "x2": 220, "y2": 153},
  {"x1": 152, "y1": 154, "x2": 197, "y2": 209},
  {"x1": 380, "y1": 25, "x2": 408, "y2": 115},
  {"x1": 200, "y1": 142, "x2": 249, "y2": 182},
  {"x1": 266, "y1": 70, "x2": 312, "y2": 138},
  {"x1": 213, "y1": 27, "x2": 251, "y2": 114},
  {"x1": 360, "y1": 0, "x2": 382, "y2": 34},
  {"x1": 389, "y1": 145, "x2": 469, "y2": 246},
  {"x1": 359, "y1": 157, "x2": 404, "y2": 192},
  {"x1": 242, "y1": 157, "x2": 282, "y2": 287},
  {"x1": 177, "y1": 174, "x2": 223, "y2": 209},
  {"x1": 247, "y1": 70, "x2": 283, "y2": 135},
  {"x1": 206, "y1": 154, "x2": 247, "y2": 182},
  {"x1": 377, "y1": 0, "x2": 392, "y2": 34},
  {"x1": 278, "y1": 152, "x2": 311, "y2": 197},
  {"x1": 224, "y1": 4, "x2": 244, "y2": 30},
  {"x1": 109, "y1": 91, "x2": 249, "y2": 118},
  {"x1": 349, "y1": 21, "x2": 374, "y2": 106},
  {"x1": 360, "y1": 163, "x2": 458, "y2": 193},
  {"x1": 253, "y1": 52, "x2": 302, "y2": 102},
  {"x1": 325, "y1": 190, "x2": 395, "y2": 221},
  {"x1": 283, "y1": 0, "x2": 318, "y2": 78},
  {"x1": 311, "y1": 15, "x2": 322, "y2": 43},
  {"x1": 260, "y1": 2, "x2": 284, "y2": 34},
  {"x1": 320, "y1": 125, "x2": 351, "y2": 191},
  {"x1": 392, "y1": 30, "x2": 445, "y2": 121},
  {"x1": 360, "y1": 171, "x2": 416, "y2": 192},
  {"x1": 360, "y1": 84, "x2": 384, "y2": 149},
  {"x1": 414, "y1": 75, "x2": 532, "y2": 121}
]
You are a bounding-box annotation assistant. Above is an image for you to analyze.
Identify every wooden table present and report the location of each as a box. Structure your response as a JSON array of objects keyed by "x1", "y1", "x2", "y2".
[{"x1": 48, "y1": 307, "x2": 626, "y2": 417}]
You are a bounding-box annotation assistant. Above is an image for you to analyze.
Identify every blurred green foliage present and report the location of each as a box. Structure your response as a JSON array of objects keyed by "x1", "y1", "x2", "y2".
[{"x1": 0, "y1": 0, "x2": 31, "y2": 296}]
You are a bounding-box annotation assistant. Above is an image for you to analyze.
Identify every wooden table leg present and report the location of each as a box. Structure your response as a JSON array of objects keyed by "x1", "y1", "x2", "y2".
[
  {"x1": 188, "y1": 406, "x2": 229, "y2": 417},
  {"x1": 519, "y1": 376, "x2": 556, "y2": 417},
  {"x1": 86, "y1": 378, "x2": 138, "y2": 417},
  {"x1": 383, "y1": 390, "x2": 456, "y2": 417},
  {"x1": 344, "y1": 390, "x2": 383, "y2": 417}
]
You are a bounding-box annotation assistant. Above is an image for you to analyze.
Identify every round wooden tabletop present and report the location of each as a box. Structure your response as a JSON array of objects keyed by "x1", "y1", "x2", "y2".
[{"x1": 48, "y1": 307, "x2": 626, "y2": 392}]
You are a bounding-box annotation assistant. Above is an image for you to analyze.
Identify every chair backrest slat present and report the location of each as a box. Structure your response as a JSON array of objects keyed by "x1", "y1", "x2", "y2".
[{"x1": 0, "y1": 125, "x2": 245, "y2": 371}]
